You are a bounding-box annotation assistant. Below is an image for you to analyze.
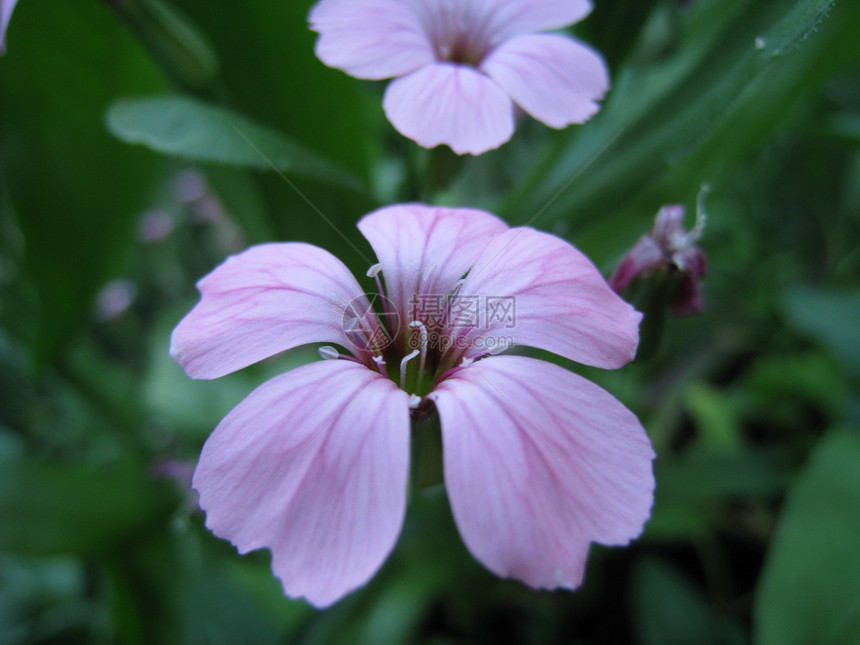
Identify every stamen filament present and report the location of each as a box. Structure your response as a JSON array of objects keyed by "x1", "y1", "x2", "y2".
[
  {"x1": 409, "y1": 320, "x2": 429, "y2": 384},
  {"x1": 367, "y1": 263, "x2": 392, "y2": 330},
  {"x1": 400, "y1": 349, "x2": 420, "y2": 391}
]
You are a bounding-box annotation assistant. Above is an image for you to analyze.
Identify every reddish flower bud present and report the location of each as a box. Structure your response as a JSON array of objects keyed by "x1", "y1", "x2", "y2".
[{"x1": 610, "y1": 204, "x2": 707, "y2": 315}]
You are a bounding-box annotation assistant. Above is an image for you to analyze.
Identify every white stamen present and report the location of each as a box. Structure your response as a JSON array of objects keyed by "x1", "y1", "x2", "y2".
[
  {"x1": 409, "y1": 320, "x2": 429, "y2": 380},
  {"x1": 369, "y1": 354, "x2": 386, "y2": 376},
  {"x1": 366, "y1": 263, "x2": 382, "y2": 278},
  {"x1": 459, "y1": 356, "x2": 475, "y2": 368},
  {"x1": 408, "y1": 394, "x2": 422, "y2": 409},
  {"x1": 318, "y1": 346, "x2": 339, "y2": 360},
  {"x1": 488, "y1": 338, "x2": 513, "y2": 355},
  {"x1": 399, "y1": 349, "x2": 420, "y2": 390}
]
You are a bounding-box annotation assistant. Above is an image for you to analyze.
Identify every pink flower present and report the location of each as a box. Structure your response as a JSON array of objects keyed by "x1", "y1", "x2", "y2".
[
  {"x1": 309, "y1": 0, "x2": 609, "y2": 155},
  {"x1": 609, "y1": 205, "x2": 708, "y2": 315},
  {"x1": 1, "y1": 0, "x2": 19, "y2": 53},
  {"x1": 171, "y1": 204, "x2": 655, "y2": 607}
]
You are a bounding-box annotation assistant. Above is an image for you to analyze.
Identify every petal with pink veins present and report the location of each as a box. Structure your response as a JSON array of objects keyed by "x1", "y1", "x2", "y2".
[
  {"x1": 383, "y1": 63, "x2": 515, "y2": 155},
  {"x1": 358, "y1": 204, "x2": 509, "y2": 321},
  {"x1": 193, "y1": 359, "x2": 411, "y2": 608},
  {"x1": 170, "y1": 243, "x2": 372, "y2": 379},
  {"x1": 457, "y1": 227, "x2": 641, "y2": 369},
  {"x1": 430, "y1": 355, "x2": 654, "y2": 590},
  {"x1": 310, "y1": 0, "x2": 434, "y2": 79},
  {"x1": 482, "y1": 33, "x2": 609, "y2": 128},
  {"x1": 491, "y1": 0, "x2": 593, "y2": 40}
]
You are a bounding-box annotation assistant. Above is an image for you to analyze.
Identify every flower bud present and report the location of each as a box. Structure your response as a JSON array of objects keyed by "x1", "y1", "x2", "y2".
[{"x1": 610, "y1": 204, "x2": 707, "y2": 315}]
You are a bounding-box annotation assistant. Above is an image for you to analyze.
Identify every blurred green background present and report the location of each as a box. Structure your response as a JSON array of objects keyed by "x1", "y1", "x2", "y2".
[{"x1": 1, "y1": 0, "x2": 859, "y2": 643}]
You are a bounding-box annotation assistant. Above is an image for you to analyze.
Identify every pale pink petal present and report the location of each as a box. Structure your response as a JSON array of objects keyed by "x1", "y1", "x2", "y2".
[
  {"x1": 193, "y1": 359, "x2": 410, "y2": 608},
  {"x1": 382, "y1": 63, "x2": 515, "y2": 155},
  {"x1": 430, "y1": 355, "x2": 654, "y2": 590},
  {"x1": 457, "y1": 227, "x2": 641, "y2": 369},
  {"x1": 170, "y1": 243, "x2": 373, "y2": 379},
  {"x1": 1, "y1": 0, "x2": 19, "y2": 53},
  {"x1": 310, "y1": 0, "x2": 434, "y2": 80},
  {"x1": 357, "y1": 204, "x2": 509, "y2": 321},
  {"x1": 494, "y1": 0, "x2": 592, "y2": 38},
  {"x1": 482, "y1": 33, "x2": 608, "y2": 128}
]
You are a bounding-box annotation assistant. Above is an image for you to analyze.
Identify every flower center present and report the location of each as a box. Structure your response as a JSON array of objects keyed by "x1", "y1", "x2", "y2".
[
  {"x1": 419, "y1": 2, "x2": 499, "y2": 67},
  {"x1": 331, "y1": 264, "x2": 505, "y2": 402}
]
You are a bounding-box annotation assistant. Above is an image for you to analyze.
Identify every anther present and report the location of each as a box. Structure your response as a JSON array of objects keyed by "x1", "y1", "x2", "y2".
[
  {"x1": 408, "y1": 394, "x2": 422, "y2": 409},
  {"x1": 366, "y1": 262, "x2": 391, "y2": 329},
  {"x1": 371, "y1": 354, "x2": 387, "y2": 375},
  {"x1": 399, "y1": 349, "x2": 420, "y2": 390},
  {"x1": 318, "y1": 346, "x2": 340, "y2": 360},
  {"x1": 488, "y1": 338, "x2": 513, "y2": 355}
]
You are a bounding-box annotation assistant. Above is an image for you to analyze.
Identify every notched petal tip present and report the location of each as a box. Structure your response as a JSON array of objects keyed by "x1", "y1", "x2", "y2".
[
  {"x1": 193, "y1": 360, "x2": 411, "y2": 607},
  {"x1": 383, "y1": 64, "x2": 515, "y2": 155},
  {"x1": 434, "y1": 356, "x2": 655, "y2": 591},
  {"x1": 482, "y1": 33, "x2": 610, "y2": 130}
]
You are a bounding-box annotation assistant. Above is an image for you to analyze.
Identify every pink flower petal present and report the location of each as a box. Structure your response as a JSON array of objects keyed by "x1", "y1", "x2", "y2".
[
  {"x1": 310, "y1": 0, "x2": 434, "y2": 80},
  {"x1": 430, "y1": 355, "x2": 654, "y2": 590},
  {"x1": 171, "y1": 243, "x2": 372, "y2": 379},
  {"x1": 193, "y1": 359, "x2": 410, "y2": 608},
  {"x1": 482, "y1": 33, "x2": 609, "y2": 129},
  {"x1": 357, "y1": 204, "x2": 509, "y2": 321},
  {"x1": 492, "y1": 0, "x2": 593, "y2": 39},
  {"x1": 382, "y1": 63, "x2": 515, "y2": 155},
  {"x1": 1, "y1": 0, "x2": 19, "y2": 53},
  {"x1": 458, "y1": 227, "x2": 641, "y2": 369}
]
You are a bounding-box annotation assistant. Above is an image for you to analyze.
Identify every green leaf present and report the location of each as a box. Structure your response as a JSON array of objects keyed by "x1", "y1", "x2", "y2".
[
  {"x1": 755, "y1": 429, "x2": 860, "y2": 645},
  {"x1": 782, "y1": 287, "x2": 860, "y2": 380},
  {"x1": 501, "y1": 0, "x2": 853, "y2": 240},
  {"x1": 107, "y1": 95, "x2": 367, "y2": 194},
  {"x1": 632, "y1": 558, "x2": 745, "y2": 645},
  {"x1": 0, "y1": 457, "x2": 174, "y2": 556},
  {"x1": 0, "y1": 0, "x2": 167, "y2": 365},
  {"x1": 169, "y1": 0, "x2": 375, "y2": 180},
  {"x1": 656, "y1": 449, "x2": 793, "y2": 503}
]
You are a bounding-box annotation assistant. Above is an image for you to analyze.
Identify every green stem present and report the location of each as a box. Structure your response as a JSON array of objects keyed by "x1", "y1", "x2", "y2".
[
  {"x1": 409, "y1": 410, "x2": 444, "y2": 503},
  {"x1": 108, "y1": 0, "x2": 219, "y2": 92}
]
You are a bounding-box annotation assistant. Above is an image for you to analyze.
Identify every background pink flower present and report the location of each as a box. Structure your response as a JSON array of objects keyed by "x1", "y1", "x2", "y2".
[
  {"x1": 310, "y1": 0, "x2": 609, "y2": 155},
  {"x1": 1, "y1": 0, "x2": 19, "y2": 53},
  {"x1": 171, "y1": 204, "x2": 654, "y2": 607}
]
